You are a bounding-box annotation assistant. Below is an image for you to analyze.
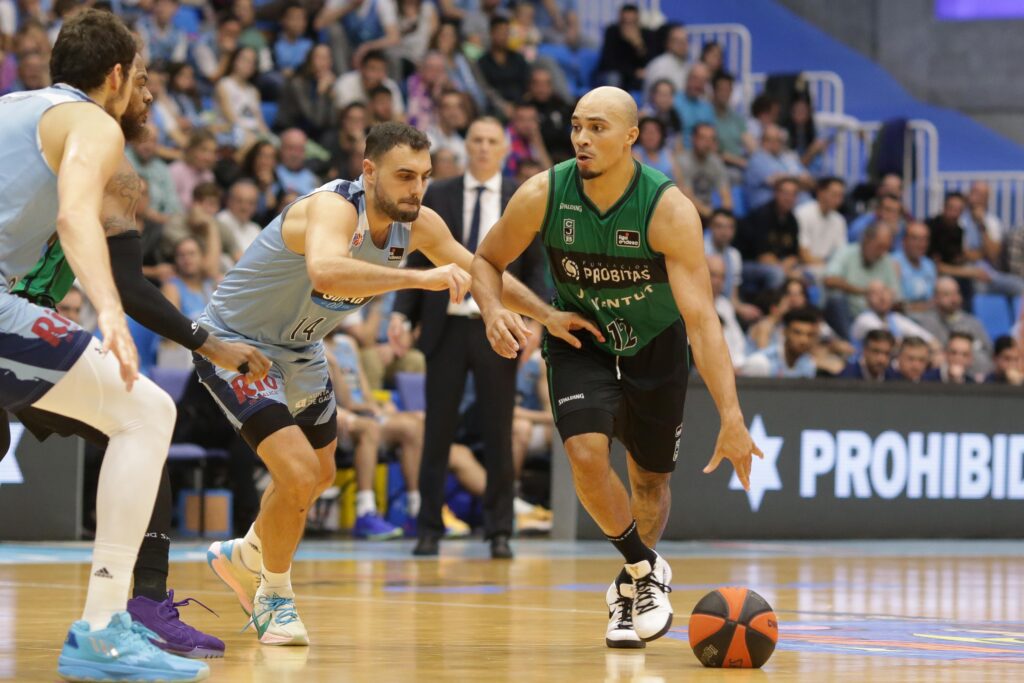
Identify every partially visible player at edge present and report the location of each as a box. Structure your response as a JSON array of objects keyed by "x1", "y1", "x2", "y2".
[
  {"x1": 202, "y1": 122, "x2": 591, "y2": 646},
  {"x1": 9, "y1": 52, "x2": 270, "y2": 660},
  {"x1": 471, "y1": 86, "x2": 762, "y2": 649},
  {"x1": 0, "y1": 9, "x2": 208, "y2": 682}
]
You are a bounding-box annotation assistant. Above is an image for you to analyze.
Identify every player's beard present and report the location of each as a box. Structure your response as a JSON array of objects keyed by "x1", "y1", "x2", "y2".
[
  {"x1": 374, "y1": 184, "x2": 421, "y2": 223},
  {"x1": 577, "y1": 166, "x2": 603, "y2": 180},
  {"x1": 120, "y1": 105, "x2": 148, "y2": 144}
]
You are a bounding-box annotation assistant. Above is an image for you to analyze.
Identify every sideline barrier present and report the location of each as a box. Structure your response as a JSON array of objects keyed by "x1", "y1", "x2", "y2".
[{"x1": 552, "y1": 379, "x2": 1024, "y2": 540}]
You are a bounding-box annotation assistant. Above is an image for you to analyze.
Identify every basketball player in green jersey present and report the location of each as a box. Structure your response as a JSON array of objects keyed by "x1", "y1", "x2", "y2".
[{"x1": 471, "y1": 87, "x2": 762, "y2": 648}]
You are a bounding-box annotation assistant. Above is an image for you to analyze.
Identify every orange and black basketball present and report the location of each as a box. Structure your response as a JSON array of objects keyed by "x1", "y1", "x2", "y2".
[{"x1": 688, "y1": 587, "x2": 778, "y2": 668}]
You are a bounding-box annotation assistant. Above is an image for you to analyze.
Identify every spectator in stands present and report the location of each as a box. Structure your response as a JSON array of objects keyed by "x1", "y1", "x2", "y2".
[
  {"x1": 504, "y1": 101, "x2": 552, "y2": 178},
  {"x1": 314, "y1": 0, "x2": 400, "y2": 70},
  {"x1": 161, "y1": 237, "x2": 215, "y2": 321},
  {"x1": 704, "y1": 209, "x2": 761, "y2": 323},
  {"x1": 747, "y1": 277, "x2": 852, "y2": 367},
  {"x1": 850, "y1": 280, "x2": 937, "y2": 347},
  {"x1": 276, "y1": 44, "x2": 337, "y2": 145},
  {"x1": 960, "y1": 180, "x2": 1006, "y2": 271},
  {"x1": 169, "y1": 129, "x2": 218, "y2": 211},
  {"x1": 643, "y1": 22, "x2": 688, "y2": 95},
  {"x1": 848, "y1": 191, "x2": 904, "y2": 243},
  {"x1": 744, "y1": 124, "x2": 813, "y2": 209},
  {"x1": 234, "y1": 0, "x2": 275, "y2": 73},
  {"x1": 741, "y1": 306, "x2": 820, "y2": 379},
  {"x1": 838, "y1": 329, "x2": 895, "y2": 381},
  {"x1": 823, "y1": 222, "x2": 900, "y2": 339},
  {"x1": 216, "y1": 179, "x2": 263, "y2": 267},
  {"x1": 713, "y1": 73, "x2": 753, "y2": 175},
  {"x1": 678, "y1": 122, "x2": 732, "y2": 221},
  {"x1": 674, "y1": 63, "x2": 716, "y2": 146},
  {"x1": 478, "y1": 16, "x2": 530, "y2": 119},
  {"x1": 430, "y1": 147, "x2": 462, "y2": 181},
  {"x1": 642, "y1": 79, "x2": 684, "y2": 150},
  {"x1": 455, "y1": 0, "x2": 504, "y2": 48},
  {"x1": 430, "y1": 19, "x2": 488, "y2": 111},
  {"x1": 12, "y1": 50, "x2": 47, "y2": 91},
  {"x1": 163, "y1": 182, "x2": 225, "y2": 278},
  {"x1": 786, "y1": 94, "x2": 830, "y2": 176},
  {"x1": 707, "y1": 253, "x2": 746, "y2": 370},
  {"x1": 192, "y1": 14, "x2": 242, "y2": 88},
  {"x1": 633, "y1": 117, "x2": 680, "y2": 182},
  {"x1": 427, "y1": 89, "x2": 470, "y2": 169},
  {"x1": 508, "y1": 0, "x2": 542, "y2": 61},
  {"x1": 796, "y1": 176, "x2": 847, "y2": 278},
  {"x1": 128, "y1": 122, "x2": 183, "y2": 225},
  {"x1": 596, "y1": 3, "x2": 653, "y2": 93},
  {"x1": 746, "y1": 93, "x2": 780, "y2": 144},
  {"x1": 524, "y1": 66, "x2": 574, "y2": 163},
  {"x1": 273, "y1": 3, "x2": 313, "y2": 79},
  {"x1": 737, "y1": 177, "x2": 802, "y2": 294},
  {"x1": 138, "y1": 0, "x2": 188, "y2": 64},
  {"x1": 368, "y1": 84, "x2": 402, "y2": 124},
  {"x1": 166, "y1": 63, "x2": 208, "y2": 139},
  {"x1": 893, "y1": 220, "x2": 937, "y2": 312},
  {"x1": 892, "y1": 336, "x2": 939, "y2": 383},
  {"x1": 1008, "y1": 226, "x2": 1024, "y2": 280},
  {"x1": 940, "y1": 331, "x2": 978, "y2": 384},
  {"x1": 393, "y1": 0, "x2": 440, "y2": 77},
  {"x1": 334, "y1": 49, "x2": 406, "y2": 115},
  {"x1": 326, "y1": 102, "x2": 368, "y2": 180},
  {"x1": 987, "y1": 336, "x2": 1023, "y2": 385},
  {"x1": 512, "y1": 158, "x2": 542, "y2": 186},
  {"x1": 276, "y1": 128, "x2": 320, "y2": 195},
  {"x1": 406, "y1": 51, "x2": 450, "y2": 131},
  {"x1": 538, "y1": 10, "x2": 599, "y2": 99},
  {"x1": 240, "y1": 139, "x2": 282, "y2": 225},
  {"x1": 215, "y1": 46, "x2": 273, "y2": 148},
  {"x1": 911, "y1": 276, "x2": 993, "y2": 376}
]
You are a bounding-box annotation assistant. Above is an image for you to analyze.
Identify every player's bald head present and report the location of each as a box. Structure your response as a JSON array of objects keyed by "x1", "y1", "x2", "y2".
[{"x1": 575, "y1": 87, "x2": 639, "y2": 128}]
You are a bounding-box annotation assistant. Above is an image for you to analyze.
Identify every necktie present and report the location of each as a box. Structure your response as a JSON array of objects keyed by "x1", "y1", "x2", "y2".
[{"x1": 466, "y1": 185, "x2": 486, "y2": 252}]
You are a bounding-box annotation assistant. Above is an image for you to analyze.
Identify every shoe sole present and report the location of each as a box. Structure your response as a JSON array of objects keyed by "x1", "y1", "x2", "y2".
[
  {"x1": 58, "y1": 657, "x2": 210, "y2": 682},
  {"x1": 638, "y1": 614, "x2": 673, "y2": 643},
  {"x1": 259, "y1": 633, "x2": 310, "y2": 646},
  {"x1": 206, "y1": 543, "x2": 255, "y2": 616},
  {"x1": 355, "y1": 530, "x2": 404, "y2": 541},
  {"x1": 162, "y1": 646, "x2": 225, "y2": 660},
  {"x1": 605, "y1": 637, "x2": 646, "y2": 649}
]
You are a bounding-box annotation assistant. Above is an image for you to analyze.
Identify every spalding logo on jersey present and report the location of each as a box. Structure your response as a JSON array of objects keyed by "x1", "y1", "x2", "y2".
[{"x1": 311, "y1": 289, "x2": 373, "y2": 311}]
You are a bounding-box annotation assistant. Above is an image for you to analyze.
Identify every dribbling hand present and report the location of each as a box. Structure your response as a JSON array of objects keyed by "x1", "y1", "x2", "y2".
[
  {"x1": 703, "y1": 418, "x2": 763, "y2": 491},
  {"x1": 97, "y1": 308, "x2": 139, "y2": 392}
]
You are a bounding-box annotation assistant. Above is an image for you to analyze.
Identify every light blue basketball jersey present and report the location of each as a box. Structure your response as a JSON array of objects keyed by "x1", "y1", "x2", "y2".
[
  {"x1": 201, "y1": 177, "x2": 411, "y2": 348},
  {"x1": 0, "y1": 85, "x2": 93, "y2": 291}
]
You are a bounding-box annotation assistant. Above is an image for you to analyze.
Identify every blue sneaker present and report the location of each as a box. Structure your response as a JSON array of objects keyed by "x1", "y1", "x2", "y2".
[
  {"x1": 353, "y1": 513, "x2": 403, "y2": 540},
  {"x1": 58, "y1": 611, "x2": 209, "y2": 682}
]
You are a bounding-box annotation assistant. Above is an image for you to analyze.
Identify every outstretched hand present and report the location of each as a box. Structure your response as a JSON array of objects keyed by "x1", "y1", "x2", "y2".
[{"x1": 703, "y1": 419, "x2": 763, "y2": 491}]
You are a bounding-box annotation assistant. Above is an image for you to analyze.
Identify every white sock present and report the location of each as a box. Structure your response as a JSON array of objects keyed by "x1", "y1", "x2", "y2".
[
  {"x1": 82, "y1": 542, "x2": 138, "y2": 631},
  {"x1": 240, "y1": 523, "x2": 262, "y2": 573},
  {"x1": 406, "y1": 490, "x2": 421, "y2": 518},
  {"x1": 356, "y1": 490, "x2": 377, "y2": 517},
  {"x1": 260, "y1": 563, "x2": 293, "y2": 597}
]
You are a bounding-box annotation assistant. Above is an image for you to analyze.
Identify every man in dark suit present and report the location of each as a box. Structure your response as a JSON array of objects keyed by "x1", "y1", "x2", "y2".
[
  {"x1": 392, "y1": 117, "x2": 547, "y2": 559},
  {"x1": 837, "y1": 329, "x2": 897, "y2": 381}
]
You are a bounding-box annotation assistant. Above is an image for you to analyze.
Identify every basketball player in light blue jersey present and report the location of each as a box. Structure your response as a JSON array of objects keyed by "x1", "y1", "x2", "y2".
[
  {"x1": 0, "y1": 10, "x2": 208, "y2": 683},
  {"x1": 204, "y1": 122, "x2": 599, "y2": 645}
]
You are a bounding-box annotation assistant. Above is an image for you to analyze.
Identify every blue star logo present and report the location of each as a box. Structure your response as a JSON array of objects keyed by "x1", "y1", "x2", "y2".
[{"x1": 729, "y1": 415, "x2": 783, "y2": 512}]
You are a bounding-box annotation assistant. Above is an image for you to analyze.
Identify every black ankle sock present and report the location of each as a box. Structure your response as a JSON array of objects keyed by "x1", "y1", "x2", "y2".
[
  {"x1": 132, "y1": 532, "x2": 170, "y2": 601},
  {"x1": 606, "y1": 520, "x2": 657, "y2": 567}
]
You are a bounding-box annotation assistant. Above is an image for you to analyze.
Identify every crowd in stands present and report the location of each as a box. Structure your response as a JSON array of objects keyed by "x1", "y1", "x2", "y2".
[{"x1": 4, "y1": 0, "x2": 1023, "y2": 537}]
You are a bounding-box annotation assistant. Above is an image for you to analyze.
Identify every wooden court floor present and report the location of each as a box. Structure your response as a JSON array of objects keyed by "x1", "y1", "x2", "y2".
[{"x1": 1, "y1": 539, "x2": 1024, "y2": 681}]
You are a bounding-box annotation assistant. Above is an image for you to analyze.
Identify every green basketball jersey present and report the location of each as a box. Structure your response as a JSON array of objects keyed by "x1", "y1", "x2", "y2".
[
  {"x1": 540, "y1": 159, "x2": 679, "y2": 356},
  {"x1": 12, "y1": 237, "x2": 73, "y2": 308}
]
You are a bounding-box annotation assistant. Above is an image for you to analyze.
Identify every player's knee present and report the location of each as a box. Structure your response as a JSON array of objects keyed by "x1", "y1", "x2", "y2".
[
  {"x1": 113, "y1": 378, "x2": 177, "y2": 443},
  {"x1": 632, "y1": 470, "x2": 670, "y2": 498},
  {"x1": 565, "y1": 440, "x2": 611, "y2": 480},
  {"x1": 274, "y1": 457, "x2": 321, "y2": 508}
]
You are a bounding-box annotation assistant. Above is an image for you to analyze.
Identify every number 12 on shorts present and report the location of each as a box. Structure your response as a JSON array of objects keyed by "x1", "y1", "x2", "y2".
[
  {"x1": 605, "y1": 318, "x2": 637, "y2": 352},
  {"x1": 290, "y1": 316, "x2": 326, "y2": 342}
]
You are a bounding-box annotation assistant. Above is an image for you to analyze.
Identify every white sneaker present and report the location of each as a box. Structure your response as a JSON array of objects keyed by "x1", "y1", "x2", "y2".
[
  {"x1": 207, "y1": 539, "x2": 259, "y2": 616},
  {"x1": 247, "y1": 586, "x2": 309, "y2": 646},
  {"x1": 624, "y1": 553, "x2": 673, "y2": 642},
  {"x1": 605, "y1": 581, "x2": 645, "y2": 649}
]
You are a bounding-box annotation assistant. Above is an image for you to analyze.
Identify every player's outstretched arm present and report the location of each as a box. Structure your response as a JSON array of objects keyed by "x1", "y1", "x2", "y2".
[
  {"x1": 472, "y1": 173, "x2": 604, "y2": 359},
  {"x1": 49, "y1": 106, "x2": 137, "y2": 388},
  {"x1": 648, "y1": 188, "x2": 763, "y2": 490},
  {"x1": 303, "y1": 192, "x2": 467, "y2": 300}
]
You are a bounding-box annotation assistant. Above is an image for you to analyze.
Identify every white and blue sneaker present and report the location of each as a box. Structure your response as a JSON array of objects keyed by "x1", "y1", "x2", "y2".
[
  {"x1": 246, "y1": 586, "x2": 309, "y2": 646},
  {"x1": 207, "y1": 538, "x2": 259, "y2": 616},
  {"x1": 57, "y1": 611, "x2": 210, "y2": 682}
]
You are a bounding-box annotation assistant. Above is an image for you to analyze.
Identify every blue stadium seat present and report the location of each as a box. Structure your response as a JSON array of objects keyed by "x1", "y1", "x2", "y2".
[
  {"x1": 972, "y1": 293, "x2": 1014, "y2": 341},
  {"x1": 261, "y1": 102, "x2": 278, "y2": 129},
  {"x1": 536, "y1": 44, "x2": 600, "y2": 98},
  {"x1": 730, "y1": 184, "x2": 747, "y2": 218},
  {"x1": 172, "y1": 6, "x2": 202, "y2": 36}
]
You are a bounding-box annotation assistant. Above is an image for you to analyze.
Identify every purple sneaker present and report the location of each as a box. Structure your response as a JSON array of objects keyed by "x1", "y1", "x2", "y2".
[
  {"x1": 127, "y1": 590, "x2": 225, "y2": 659},
  {"x1": 353, "y1": 512, "x2": 404, "y2": 540}
]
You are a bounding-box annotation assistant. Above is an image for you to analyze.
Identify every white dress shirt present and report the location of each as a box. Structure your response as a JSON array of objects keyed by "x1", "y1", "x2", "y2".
[{"x1": 448, "y1": 171, "x2": 503, "y2": 317}]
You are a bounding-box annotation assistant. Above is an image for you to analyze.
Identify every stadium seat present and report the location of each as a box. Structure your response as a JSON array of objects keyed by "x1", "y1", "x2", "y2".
[
  {"x1": 261, "y1": 102, "x2": 278, "y2": 129},
  {"x1": 172, "y1": 6, "x2": 202, "y2": 36},
  {"x1": 150, "y1": 366, "x2": 228, "y2": 536},
  {"x1": 972, "y1": 293, "x2": 1014, "y2": 341},
  {"x1": 395, "y1": 372, "x2": 426, "y2": 412}
]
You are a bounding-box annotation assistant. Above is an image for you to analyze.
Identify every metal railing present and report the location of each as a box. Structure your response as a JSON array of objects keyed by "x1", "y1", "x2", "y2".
[
  {"x1": 687, "y1": 23, "x2": 754, "y2": 101},
  {"x1": 938, "y1": 172, "x2": 1024, "y2": 229},
  {"x1": 578, "y1": 0, "x2": 663, "y2": 44},
  {"x1": 750, "y1": 71, "x2": 845, "y2": 116}
]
